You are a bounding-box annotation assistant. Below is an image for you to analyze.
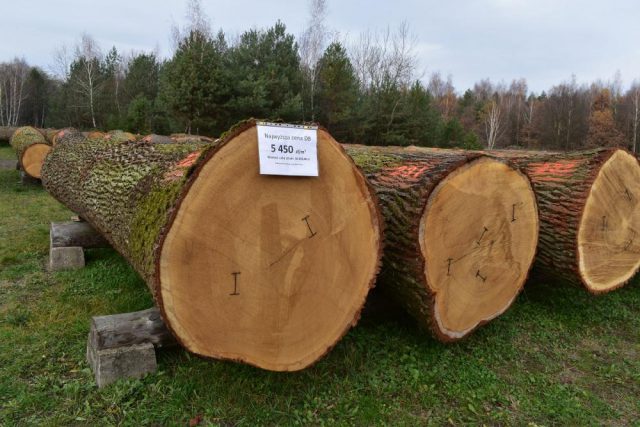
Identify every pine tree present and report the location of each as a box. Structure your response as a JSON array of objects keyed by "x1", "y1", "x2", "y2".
[
  {"x1": 225, "y1": 21, "x2": 303, "y2": 125},
  {"x1": 160, "y1": 29, "x2": 228, "y2": 134},
  {"x1": 315, "y1": 42, "x2": 359, "y2": 142}
]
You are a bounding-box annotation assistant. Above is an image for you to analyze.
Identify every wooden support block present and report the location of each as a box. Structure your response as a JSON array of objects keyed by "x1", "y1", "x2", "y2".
[
  {"x1": 86, "y1": 308, "x2": 177, "y2": 387},
  {"x1": 50, "y1": 221, "x2": 109, "y2": 249},
  {"x1": 49, "y1": 246, "x2": 85, "y2": 271},
  {"x1": 89, "y1": 308, "x2": 177, "y2": 350}
]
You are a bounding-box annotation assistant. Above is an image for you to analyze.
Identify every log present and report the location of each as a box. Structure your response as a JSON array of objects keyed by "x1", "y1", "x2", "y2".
[
  {"x1": 50, "y1": 128, "x2": 77, "y2": 146},
  {"x1": 42, "y1": 120, "x2": 383, "y2": 371},
  {"x1": 141, "y1": 134, "x2": 174, "y2": 144},
  {"x1": 1, "y1": 126, "x2": 55, "y2": 143},
  {"x1": 0, "y1": 126, "x2": 18, "y2": 143},
  {"x1": 344, "y1": 145, "x2": 539, "y2": 341},
  {"x1": 50, "y1": 221, "x2": 110, "y2": 249},
  {"x1": 142, "y1": 134, "x2": 215, "y2": 145},
  {"x1": 89, "y1": 307, "x2": 177, "y2": 350},
  {"x1": 170, "y1": 133, "x2": 215, "y2": 144},
  {"x1": 10, "y1": 126, "x2": 52, "y2": 179},
  {"x1": 106, "y1": 130, "x2": 136, "y2": 143},
  {"x1": 87, "y1": 130, "x2": 106, "y2": 139},
  {"x1": 492, "y1": 148, "x2": 640, "y2": 293},
  {"x1": 44, "y1": 129, "x2": 59, "y2": 144}
]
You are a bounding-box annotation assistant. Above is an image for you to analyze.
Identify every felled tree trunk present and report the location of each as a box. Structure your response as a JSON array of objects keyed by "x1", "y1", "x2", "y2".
[
  {"x1": 0, "y1": 126, "x2": 18, "y2": 143},
  {"x1": 10, "y1": 126, "x2": 52, "y2": 179},
  {"x1": 42, "y1": 121, "x2": 382, "y2": 371},
  {"x1": 493, "y1": 148, "x2": 640, "y2": 293},
  {"x1": 344, "y1": 145, "x2": 539, "y2": 341}
]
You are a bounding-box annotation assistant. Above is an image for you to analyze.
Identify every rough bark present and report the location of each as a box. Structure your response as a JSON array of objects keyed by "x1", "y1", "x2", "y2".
[
  {"x1": 42, "y1": 133, "x2": 204, "y2": 282},
  {"x1": 170, "y1": 133, "x2": 215, "y2": 144},
  {"x1": 491, "y1": 148, "x2": 640, "y2": 293},
  {"x1": 10, "y1": 126, "x2": 52, "y2": 178},
  {"x1": 10, "y1": 126, "x2": 46, "y2": 155},
  {"x1": 42, "y1": 120, "x2": 382, "y2": 371},
  {"x1": 344, "y1": 145, "x2": 539, "y2": 341}
]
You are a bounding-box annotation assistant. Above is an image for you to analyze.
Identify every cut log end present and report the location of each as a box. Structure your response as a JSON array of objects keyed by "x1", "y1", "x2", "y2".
[
  {"x1": 578, "y1": 149, "x2": 640, "y2": 293},
  {"x1": 421, "y1": 157, "x2": 539, "y2": 340},
  {"x1": 158, "y1": 126, "x2": 382, "y2": 371},
  {"x1": 22, "y1": 143, "x2": 52, "y2": 178}
]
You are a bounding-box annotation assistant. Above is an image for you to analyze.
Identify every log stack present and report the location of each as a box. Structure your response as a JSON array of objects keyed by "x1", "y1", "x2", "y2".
[
  {"x1": 345, "y1": 145, "x2": 539, "y2": 341},
  {"x1": 493, "y1": 148, "x2": 640, "y2": 293},
  {"x1": 42, "y1": 121, "x2": 383, "y2": 371},
  {"x1": 10, "y1": 126, "x2": 53, "y2": 179}
]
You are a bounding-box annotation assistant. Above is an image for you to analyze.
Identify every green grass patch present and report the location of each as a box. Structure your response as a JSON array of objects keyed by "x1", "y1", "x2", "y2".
[
  {"x1": 0, "y1": 145, "x2": 16, "y2": 160},
  {"x1": 0, "y1": 167, "x2": 639, "y2": 425}
]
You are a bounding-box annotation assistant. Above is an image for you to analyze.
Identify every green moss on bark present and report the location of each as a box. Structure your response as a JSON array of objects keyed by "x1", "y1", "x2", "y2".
[{"x1": 10, "y1": 126, "x2": 47, "y2": 154}]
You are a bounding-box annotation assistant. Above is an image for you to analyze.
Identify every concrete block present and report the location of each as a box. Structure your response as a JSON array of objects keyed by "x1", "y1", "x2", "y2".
[
  {"x1": 87, "y1": 337, "x2": 157, "y2": 388},
  {"x1": 49, "y1": 246, "x2": 85, "y2": 271},
  {"x1": 20, "y1": 170, "x2": 40, "y2": 186}
]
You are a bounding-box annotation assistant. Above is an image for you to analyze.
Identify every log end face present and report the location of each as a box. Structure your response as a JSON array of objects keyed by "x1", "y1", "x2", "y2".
[
  {"x1": 158, "y1": 125, "x2": 382, "y2": 370},
  {"x1": 421, "y1": 157, "x2": 539, "y2": 341},
  {"x1": 22, "y1": 143, "x2": 52, "y2": 178},
  {"x1": 578, "y1": 149, "x2": 640, "y2": 293}
]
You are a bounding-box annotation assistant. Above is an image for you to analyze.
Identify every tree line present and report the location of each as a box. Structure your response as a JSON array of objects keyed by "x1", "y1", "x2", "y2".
[{"x1": 1, "y1": 0, "x2": 638, "y2": 152}]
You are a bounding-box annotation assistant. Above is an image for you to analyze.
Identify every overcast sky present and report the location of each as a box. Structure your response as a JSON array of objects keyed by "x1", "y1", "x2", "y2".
[{"x1": 2, "y1": 0, "x2": 639, "y2": 93}]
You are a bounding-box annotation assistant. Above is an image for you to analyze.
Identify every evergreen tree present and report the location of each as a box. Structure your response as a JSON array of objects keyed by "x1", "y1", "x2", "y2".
[
  {"x1": 226, "y1": 21, "x2": 303, "y2": 125},
  {"x1": 362, "y1": 81, "x2": 441, "y2": 146},
  {"x1": 102, "y1": 46, "x2": 124, "y2": 129},
  {"x1": 161, "y1": 29, "x2": 228, "y2": 134},
  {"x1": 315, "y1": 42, "x2": 359, "y2": 142},
  {"x1": 122, "y1": 53, "x2": 162, "y2": 133},
  {"x1": 23, "y1": 67, "x2": 52, "y2": 127},
  {"x1": 124, "y1": 53, "x2": 160, "y2": 102},
  {"x1": 126, "y1": 95, "x2": 153, "y2": 134}
]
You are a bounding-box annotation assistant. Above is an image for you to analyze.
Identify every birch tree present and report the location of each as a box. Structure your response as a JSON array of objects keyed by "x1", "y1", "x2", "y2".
[
  {"x1": 483, "y1": 97, "x2": 504, "y2": 150},
  {"x1": 299, "y1": 0, "x2": 329, "y2": 120},
  {"x1": 0, "y1": 58, "x2": 30, "y2": 126},
  {"x1": 69, "y1": 34, "x2": 104, "y2": 128}
]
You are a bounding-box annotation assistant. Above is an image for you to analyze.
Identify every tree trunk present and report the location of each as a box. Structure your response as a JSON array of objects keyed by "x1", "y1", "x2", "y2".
[
  {"x1": 9, "y1": 126, "x2": 52, "y2": 179},
  {"x1": 344, "y1": 145, "x2": 539, "y2": 341},
  {"x1": 493, "y1": 148, "x2": 640, "y2": 293},
  {"x1": 42, "y1": 120, "x2": 382, "y2": 371}
]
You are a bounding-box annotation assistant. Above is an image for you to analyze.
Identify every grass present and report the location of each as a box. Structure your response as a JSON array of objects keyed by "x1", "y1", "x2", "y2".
[
  {"x1": 0, "y1": 145, "x2": 16, "y2": 160},
  {"x1": 0, "y1": 165, "x2": 639, "y2": 425}
]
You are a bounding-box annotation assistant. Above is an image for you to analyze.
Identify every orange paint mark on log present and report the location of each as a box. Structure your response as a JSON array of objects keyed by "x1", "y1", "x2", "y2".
[
  {"x1": 387, "y1": 164, "x2": 430, "y2": 179},
  {"x1": 163, "y1": 150, "x2": 202, "y2": 182},
  {"x1": 528, "y1": 159, "x2": 581, "y2": 181}
]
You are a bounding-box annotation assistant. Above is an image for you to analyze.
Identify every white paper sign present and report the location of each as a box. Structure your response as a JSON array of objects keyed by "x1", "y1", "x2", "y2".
[{"x1": 257, "y1": 122, "x2": 319, "y2": 176}]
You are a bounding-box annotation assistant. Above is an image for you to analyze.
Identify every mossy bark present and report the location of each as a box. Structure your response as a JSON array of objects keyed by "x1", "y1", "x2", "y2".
[
  {"x1": 10, "y1": 126, "x2": 51, "y2": 176},
  {"x1": 10, "y1": 126, "x2": 46, "y2": 153},
  {"x1": 42, "y1": 133, "x2": 211, "y2": 283},
  {"x1": 44, "y1": 122, "x2": 383, "y2": 370},
  {"x1": 344, "y1": 145, "x2": 486, "y2": 339}
]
